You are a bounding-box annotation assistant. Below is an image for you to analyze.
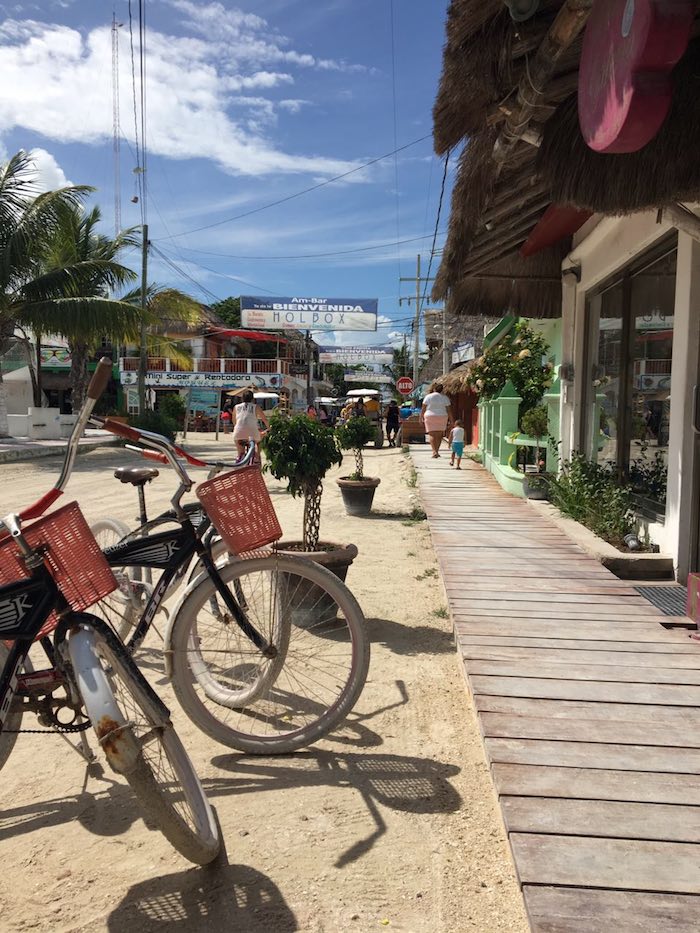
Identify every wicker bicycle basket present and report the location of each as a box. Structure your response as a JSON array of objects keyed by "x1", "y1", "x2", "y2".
[
  {"x1": 196, "y1": 466, "x2": 282, "y2": 555},
  {"x1": 0, "y1": 502, "x2": 118, "y2": 639}
]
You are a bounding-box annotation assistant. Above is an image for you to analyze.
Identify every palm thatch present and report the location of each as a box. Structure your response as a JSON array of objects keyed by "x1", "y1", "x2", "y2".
[
  {"x1": 442, "y1": 361, "x2": 476, "y2": 394},
  {"x1": 431, "y1": 1, "x2": 700, "y2": 316},
  {"x1": 537, "y1": 38, "x2": 700, "y2": 214}
]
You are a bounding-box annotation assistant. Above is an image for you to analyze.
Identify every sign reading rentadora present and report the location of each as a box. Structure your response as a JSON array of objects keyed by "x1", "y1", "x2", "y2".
[{"x1": 241, "y1": 296, "x2": 378, "y2": 332}]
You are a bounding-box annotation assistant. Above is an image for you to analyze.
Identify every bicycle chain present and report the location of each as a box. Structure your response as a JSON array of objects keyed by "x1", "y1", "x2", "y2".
[{"x1": 4, "y1": 720, "x2": 91, "y2": 735}]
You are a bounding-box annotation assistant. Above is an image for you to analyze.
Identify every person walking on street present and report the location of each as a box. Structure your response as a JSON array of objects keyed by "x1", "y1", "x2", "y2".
[
  {"x1": 385, "y1": 400, "x2": 400, "y2": 446},
  {"x1": 232, "y1": 390, "x2": 269, "y2": 458},
  {"x1": 420, "y1": 382, "x2": 453, "y2": 458},
  {"x1": 449, "y1": 419, "x2": 465, "y2": 469}
]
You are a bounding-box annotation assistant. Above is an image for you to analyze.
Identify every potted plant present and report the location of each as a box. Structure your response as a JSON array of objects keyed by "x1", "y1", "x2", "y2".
[
  {"x1": 261, "y1": 412, "x2": 357, "y2": 581},
  {"x1": 335, "y1": 416, "x2": 381, "y2": 516},
  {"x1": 520, "y1": 404, "x2": 550, "y2": 499}
]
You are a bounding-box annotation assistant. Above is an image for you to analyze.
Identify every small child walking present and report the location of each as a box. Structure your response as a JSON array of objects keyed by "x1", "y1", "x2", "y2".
[{"x1": 449, "y1": 419, "x2": 465, "y2": 469}]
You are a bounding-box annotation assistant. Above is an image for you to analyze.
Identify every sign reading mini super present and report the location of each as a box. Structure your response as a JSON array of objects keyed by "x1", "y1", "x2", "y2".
[
  {"x1": 319, "y1": 345, "x2": 393, "y2": 365},
  {"x1": 241, "y1": 296, "x2": 378, "y2": 332},
  {"x1": 120, "y1": 371, "x2": 283, "y2": 389}
]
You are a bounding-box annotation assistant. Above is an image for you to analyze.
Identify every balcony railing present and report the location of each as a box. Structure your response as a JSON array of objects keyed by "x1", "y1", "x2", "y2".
[{"x1": 120, "y1": 357, "x2": 289, "y2": 374}]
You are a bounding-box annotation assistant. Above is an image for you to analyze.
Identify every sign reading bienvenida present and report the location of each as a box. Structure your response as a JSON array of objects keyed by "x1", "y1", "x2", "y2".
[
  {"x1": 241, "y1": 296, "x2": 378, "y2": 332},
  {"x1": 318, "y1": 345, "x2": 393, "y2": 365}
]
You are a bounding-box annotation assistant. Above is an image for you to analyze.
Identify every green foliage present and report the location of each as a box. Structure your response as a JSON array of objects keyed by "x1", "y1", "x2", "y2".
[
  {"x1": 261, "y1": 412, "x2": 343, "y2": 550},
  {"x1": 335, "y1": 415, "x2": 375, "y2": 479},
  {"x1": 467, "y1": 321, "x2": 553, "y2": 414},
  {"x1": 131, "y1": 410, "x2": 178, "y2": 443},
  {"x1": 262, "y1": 412, "x2": 343, "y2": 496},
  {"x1": 323, "y1": 362, "x2": 347, "y2": 396},
  {"x1": 548, "y1": 454, "x2": 635, "y2": 546},
  {"x1": 158, "y1": 393, "x2": 186, "y2": 427},
  {"x1": 520, "y1": 404, "x2": 549, "y2": 439},
  {"x1": 210, "y1": 296, "x2": 241, "y2": 328}
]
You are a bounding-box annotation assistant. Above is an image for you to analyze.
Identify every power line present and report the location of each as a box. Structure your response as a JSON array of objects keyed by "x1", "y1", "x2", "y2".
[
  {"x1": 419, "y1": 149, "x2": 450, "y2": 318},
  {"x1": 127, "y1": 0, "x2": 143, "y2": 223},
  {"x1": 389, "y1": 0, "x2": 401, "y2": 288},
  {"x1": 138, "y1": 0, "x2": 148, "y2": 225},
  {"x1": 152, "y1": 244, "x2": 276, "y2": 299},
  {"x1": 156, "y1": 133, "x2": 432, "y2": 240},
  {"x1": 173, "y1": 230, "x2": 447, "y2": 262}
]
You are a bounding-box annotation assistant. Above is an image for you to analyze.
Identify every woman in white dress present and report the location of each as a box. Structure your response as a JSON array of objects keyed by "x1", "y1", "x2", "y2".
[
  {"x1": 420, "y1": 381, "x2": 453, "y2": 458},
  {"x1": 232, "y1": 390, "x2": 269, "y2": 458}
]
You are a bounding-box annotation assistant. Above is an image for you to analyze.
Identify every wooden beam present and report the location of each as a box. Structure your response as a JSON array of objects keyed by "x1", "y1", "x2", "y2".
[
  {"x1": 494, "y1": 1, "x2": 592, "y2": 167},
  {"x1": 483, "y1": 192, "x2": 550, "y2": 228},
  {"x1": 663, "y1": 204, "x2": 700, "y2": 245}
]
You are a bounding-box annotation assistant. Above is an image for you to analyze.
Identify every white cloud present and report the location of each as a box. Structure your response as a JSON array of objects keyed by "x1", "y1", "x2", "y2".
[
  {"x1": 27, "y1": 147, "x2": 71, "y2": 189},
  {"x1": 0, "y1": 12, "x2": 364, "y2": 178}
]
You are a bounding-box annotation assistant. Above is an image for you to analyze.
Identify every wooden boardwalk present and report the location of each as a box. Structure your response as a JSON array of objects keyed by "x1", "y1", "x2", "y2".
[{"x1": 413, "y1": 448, "x2": 700, "y2": 932}]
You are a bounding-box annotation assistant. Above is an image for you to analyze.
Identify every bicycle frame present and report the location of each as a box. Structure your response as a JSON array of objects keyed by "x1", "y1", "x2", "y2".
[{"x1": 104, "y1": 520, "x2": 272, "y2": 656}]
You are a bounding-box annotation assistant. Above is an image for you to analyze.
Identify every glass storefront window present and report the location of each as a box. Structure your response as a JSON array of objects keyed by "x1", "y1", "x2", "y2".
[{"x1": 586, "y1": 239, "x2": 677, "y2": 512}]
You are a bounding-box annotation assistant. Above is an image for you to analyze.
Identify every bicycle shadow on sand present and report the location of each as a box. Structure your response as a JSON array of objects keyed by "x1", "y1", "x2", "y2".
[
  {"x1": 207, "y1": 748, "x2": 461, "y2": 869},
  {"x1": 107, "y1": 823, "x2": 297, "y2": 932}
]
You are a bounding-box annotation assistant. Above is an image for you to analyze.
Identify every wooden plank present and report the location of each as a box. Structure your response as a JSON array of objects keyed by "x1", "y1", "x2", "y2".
[
  {"x1": 452, "y1": 599, "x2": 661, "y2": 617},
  {"x1": 469, "y1": 674, "x2": 700, "y2": 706},
  {"x1": 484, "y1": 737, "x2": 700, "y2": 773},
  {"x1": 475, "y1": 695, "x2": 700, "y2": 725},
  {"x1": 459, "y1": 635, "x2": 694, "y2": 652},
  {"x1": 523, "y1": 886, "x2": 700, "y2": 933},
  {"x1": 492, "y1": 763, "x2": 700, "y2": 804},
  {"x1": 455, "y1": 622, "x2": 681, "y2": 641},
  {"x1": 450, "y1": 591, "x2": 651, "y2": 606},
  {"x1": 462, "y1": 645, "x2": 700, "y2": 669},
  {"x1": 480, "y1": 712, "x2": 700, "y2": 749},
  {"x1": 502, "y1": 796, "x2": 700, "y2": 843},
  {"x1": 511, "y1": 833, "x2": 700, "y2": 894},
  {"x1": 448, "y1": 579, "x2": 640, "y2": 594},
  {"x1": 467, "y1": 659, "x2": 700, "y2": 686}
]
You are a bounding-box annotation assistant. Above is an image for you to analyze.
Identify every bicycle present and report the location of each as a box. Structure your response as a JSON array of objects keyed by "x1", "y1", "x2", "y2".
[
  {"x1": 87, "y1": 417, "x2": 371, "y2": 755},
  {"x1": 0, "y1": 359, "x2": 220, "y2": 865}
]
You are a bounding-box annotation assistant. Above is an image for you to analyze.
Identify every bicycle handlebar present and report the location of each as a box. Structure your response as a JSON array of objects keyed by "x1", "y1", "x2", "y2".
[{"x1": 87, "y1": 357, "x2": 113, "y2": 400}]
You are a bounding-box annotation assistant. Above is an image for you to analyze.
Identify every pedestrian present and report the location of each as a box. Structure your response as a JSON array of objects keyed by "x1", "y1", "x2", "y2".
[
  {"x1": 220, "y1": 400, "x2": 232, "y2": 435},
  {"x1": 318, "y1": 405, "x2": 330, "y2": 425},
  {"x1": 232, "y1": 389, "x2": 269, "y2": 459},
  {"x1": 385, "y1": 400, "x2": 400, "y2": 446},
  {"x1": 420, "y1": 382, "x2": 453, "y2": 459},
  {"x1": 306, "y1": 404, "x2": 318, "y2": 420},
  {"x1": 449, "y1": 419, "x2": 465, "y2": 469},
  {"x1": 352, "y1": 398, "x2": 366, "y2": 419}
]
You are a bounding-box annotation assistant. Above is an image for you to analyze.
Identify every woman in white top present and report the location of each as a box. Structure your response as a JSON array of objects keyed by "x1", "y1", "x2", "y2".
[
  {"x1": 420, "y1": 381, "x2": 453, "y2": 458},
  {"x1": 232, "y1": 389, "x2": 269, "y2": 458}
]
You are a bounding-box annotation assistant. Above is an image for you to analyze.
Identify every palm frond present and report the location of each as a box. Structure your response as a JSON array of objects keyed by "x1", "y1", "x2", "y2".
[
  {"x1": 18, "y1": 297, "x2": 155, "y2": 342},
  {"x1": 21, "y1": 259, "x2": 137, "y2": 302}
]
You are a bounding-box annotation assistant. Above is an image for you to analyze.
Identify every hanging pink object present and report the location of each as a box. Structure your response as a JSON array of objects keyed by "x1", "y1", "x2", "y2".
[{"x1": 578, "y1": 0, "x2": 694, "y2": 154}]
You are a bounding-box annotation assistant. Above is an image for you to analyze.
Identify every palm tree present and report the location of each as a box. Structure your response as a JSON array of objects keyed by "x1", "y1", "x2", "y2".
[
  {"x1": 38, "y1": 204, "x2": 140, "y2": 409},
  {"x1": 120, "y1": 283, "x2": 205, "y2": 372},
  {"x1": 0, "y1": 151, "x2": 143, "y2": 435}
]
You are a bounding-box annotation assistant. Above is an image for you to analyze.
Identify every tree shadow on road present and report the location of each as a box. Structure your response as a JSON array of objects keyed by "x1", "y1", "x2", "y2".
[
  {"x1": 367, "y1": 617, "x2": 455, "y2": 655},
  {"x1": 107, "y1": 818, "x2": 297, "y2": 932},
  {"x1": 208, "y1": 749, "x2": 461, "y2": 869}
]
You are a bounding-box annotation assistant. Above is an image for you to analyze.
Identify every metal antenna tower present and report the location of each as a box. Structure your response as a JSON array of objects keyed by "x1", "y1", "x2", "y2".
[{"x1": 111, "y1": 13, "x2": 122, "y2": 236}]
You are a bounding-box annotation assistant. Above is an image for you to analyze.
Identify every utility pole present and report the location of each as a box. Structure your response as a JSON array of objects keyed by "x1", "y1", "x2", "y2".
[
  {"x1": 442, "y1": 307, "x2": 451, "y2": 376},
  {"x1": 402, "y1": 332, "x2": 407, "y2": 377},
  {"x1": 305, "y1": 330, "x2": 313, "y2": 406},
  {"x1": 138, "y1": 223, "x2": 149, "y2": 414},
  {"x1": 399, "y1": 254, "x2": 434, "y2": 389}
]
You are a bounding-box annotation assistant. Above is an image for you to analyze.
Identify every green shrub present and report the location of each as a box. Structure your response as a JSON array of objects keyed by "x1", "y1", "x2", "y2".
[
  {"x1": 159, "y1": 393, "x2": 186, "y2": 427},
  {"x1": 548, "y1": 454, "x2": 634, "y2": 546},
  {"x1": 261, "y1": 412, "x2": 342, "y2": 550},
  {"x1": 131, "y1": 410, "x2": 179, "y2": 443},
  {"x1": 335, "y1": 416, "x2": 376, "y2": 479},
  {"x1": 520, "y1": 405, "x2": 548, "y2": 439}
]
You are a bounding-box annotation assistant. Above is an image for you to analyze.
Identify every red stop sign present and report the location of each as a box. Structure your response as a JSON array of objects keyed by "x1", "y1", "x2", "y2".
[{"x1": 397, "y1": 376, "x2": 414, "y2": 396}]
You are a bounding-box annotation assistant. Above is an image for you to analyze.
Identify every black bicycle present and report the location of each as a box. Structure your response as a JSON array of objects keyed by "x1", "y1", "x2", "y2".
[{"x1": 88, "y1": 417, "x2": 371, "y2": 755}]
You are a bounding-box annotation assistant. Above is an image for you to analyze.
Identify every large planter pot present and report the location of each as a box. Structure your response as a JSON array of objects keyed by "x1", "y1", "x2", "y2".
[
  {"x1": 274, "y1": 541, "x2": 358, "y2": 628},
  {"x1": 523, "y1": 473, "x2": 551, "y2": 500},
  {"x1": 336, "y1": 477, "x2": 381, "y2": 516}
]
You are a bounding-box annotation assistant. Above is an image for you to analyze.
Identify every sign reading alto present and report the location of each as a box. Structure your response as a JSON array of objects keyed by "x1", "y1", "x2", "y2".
[{"x1": 241, "y1": 296, "x2": 378, "y2": 332}]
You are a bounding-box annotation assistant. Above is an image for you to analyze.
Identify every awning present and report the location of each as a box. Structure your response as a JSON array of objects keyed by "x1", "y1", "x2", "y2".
[{"x1": 208, "y1": 328, "x2": 288, "y2": 343}]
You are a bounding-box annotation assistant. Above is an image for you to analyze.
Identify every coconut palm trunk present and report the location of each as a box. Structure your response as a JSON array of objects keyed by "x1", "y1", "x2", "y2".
[{"x1": 69, "y1": 341, "x2": 90, "y2": 411}]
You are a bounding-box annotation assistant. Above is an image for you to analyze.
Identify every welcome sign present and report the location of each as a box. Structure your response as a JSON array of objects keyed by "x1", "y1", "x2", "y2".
[
  {"x1": 318, "y1": 345, "x2": 393, "y2": 365},
  {"x1": 241, "y1": 296, "x2": 378, "y2": 332}
]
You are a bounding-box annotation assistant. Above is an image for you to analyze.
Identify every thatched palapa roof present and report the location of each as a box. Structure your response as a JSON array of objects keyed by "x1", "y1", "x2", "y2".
[{"x1": 432, "y1": 1, "x2": 700, "y2": 317}]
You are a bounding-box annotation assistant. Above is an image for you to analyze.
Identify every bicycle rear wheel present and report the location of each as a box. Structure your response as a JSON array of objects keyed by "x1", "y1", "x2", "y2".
[
  {"x1": 0, "y1": 644, "x2": 23, "y2": 772},
  {"x1": 169, "y1": 553, "x2": 370, "y2": 754},
  {"x1": 91, "y1": 518, "x2": 144, "y2": 641},
  {"x1": 80, "y1": 626, "x2": 220, "y2": 864}
]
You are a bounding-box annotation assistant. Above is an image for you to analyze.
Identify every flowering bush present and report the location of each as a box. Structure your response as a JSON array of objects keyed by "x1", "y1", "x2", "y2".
[{"x1": 467, "y1": 321, "x2": 552, "y2": 414}]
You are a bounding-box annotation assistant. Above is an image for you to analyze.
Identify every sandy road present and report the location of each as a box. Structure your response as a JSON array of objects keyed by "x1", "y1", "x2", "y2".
[{"x1": 0, "y1": 439, "x2": 527, "y2": 932}]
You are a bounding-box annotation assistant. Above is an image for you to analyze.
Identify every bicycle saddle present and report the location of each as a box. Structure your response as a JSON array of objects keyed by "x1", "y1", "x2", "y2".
[{"x1": 113, "y1": 466, "x2": 159, "y2": 485}]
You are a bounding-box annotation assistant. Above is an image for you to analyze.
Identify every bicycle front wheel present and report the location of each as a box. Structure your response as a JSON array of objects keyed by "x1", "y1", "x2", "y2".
[
  {"x1": 87, "y1": 629, "x2": 220, "y2": 864},
  {"x1": 170, "y1": 553, "x2": 370, "y2": 754}
]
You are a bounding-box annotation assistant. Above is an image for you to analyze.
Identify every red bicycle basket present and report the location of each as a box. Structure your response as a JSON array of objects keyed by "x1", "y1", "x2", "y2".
[
  {"x1": 0, "y1": 502, "x2": 118, "y2": 639},
  {"x1": 196, "y1": 467, "x2": 282, "y2": 555}
]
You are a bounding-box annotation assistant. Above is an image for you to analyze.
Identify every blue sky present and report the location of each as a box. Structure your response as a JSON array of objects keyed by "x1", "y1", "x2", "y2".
[{"x1": 0, "y1": 0, "x2": 452, "y2": 346}]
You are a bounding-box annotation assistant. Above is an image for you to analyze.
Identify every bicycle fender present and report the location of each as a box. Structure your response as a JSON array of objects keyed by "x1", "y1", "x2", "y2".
[{"x1": 67, "y1": 625, "x2": 140, "y2": 775}]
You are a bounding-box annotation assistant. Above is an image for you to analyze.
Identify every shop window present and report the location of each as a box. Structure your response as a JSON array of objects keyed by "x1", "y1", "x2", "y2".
[{"x1": 585, "y1": 238, "x2": 677, "y2": 513}]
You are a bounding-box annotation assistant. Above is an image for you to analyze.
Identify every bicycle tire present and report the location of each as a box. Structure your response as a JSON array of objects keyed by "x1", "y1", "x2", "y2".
[
  {"x1": 91, "y1": 517, "x2": 144, "y2": 641},
  {"x1": 169, "y1": 553, "x2": 370, "y2": 754},
  {"x1": 86, "y1": 628, "x2": 220, "y2": 864},
  {"x1": 0, "y1": 644, "x2": 23, "y2": 772}
]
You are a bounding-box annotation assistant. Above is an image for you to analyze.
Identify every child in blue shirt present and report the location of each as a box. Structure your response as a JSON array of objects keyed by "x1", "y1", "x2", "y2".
[{"x1": 449, "y1": 419, "x2": 465, "y2": 469}]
